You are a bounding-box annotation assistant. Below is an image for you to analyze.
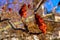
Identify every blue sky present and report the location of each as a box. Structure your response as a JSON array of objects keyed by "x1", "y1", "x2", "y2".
[
  {"x1": 8, "y1": 0, "x2": 14, "y2": 3},
  {"x1": 44, "y1": 0, "x2": 60, "y2": 13},
  {"x1": 0, "y1": 0, "x2": 7, "y2": 6},
  {"x1": 56, "y1": 6, "x2": 60, "y2": 13}
]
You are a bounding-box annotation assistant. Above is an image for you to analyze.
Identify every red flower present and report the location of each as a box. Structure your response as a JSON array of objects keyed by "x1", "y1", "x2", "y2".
[
  {"x1": 35, "y1": 14, "x2": 47, "y2": 34},
  {"x1": 8, "y1": 8, "x2": 12, "y2": 11},
  {"x1": 19, "y1": 4, "x2": 27, "y2": 18}
]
